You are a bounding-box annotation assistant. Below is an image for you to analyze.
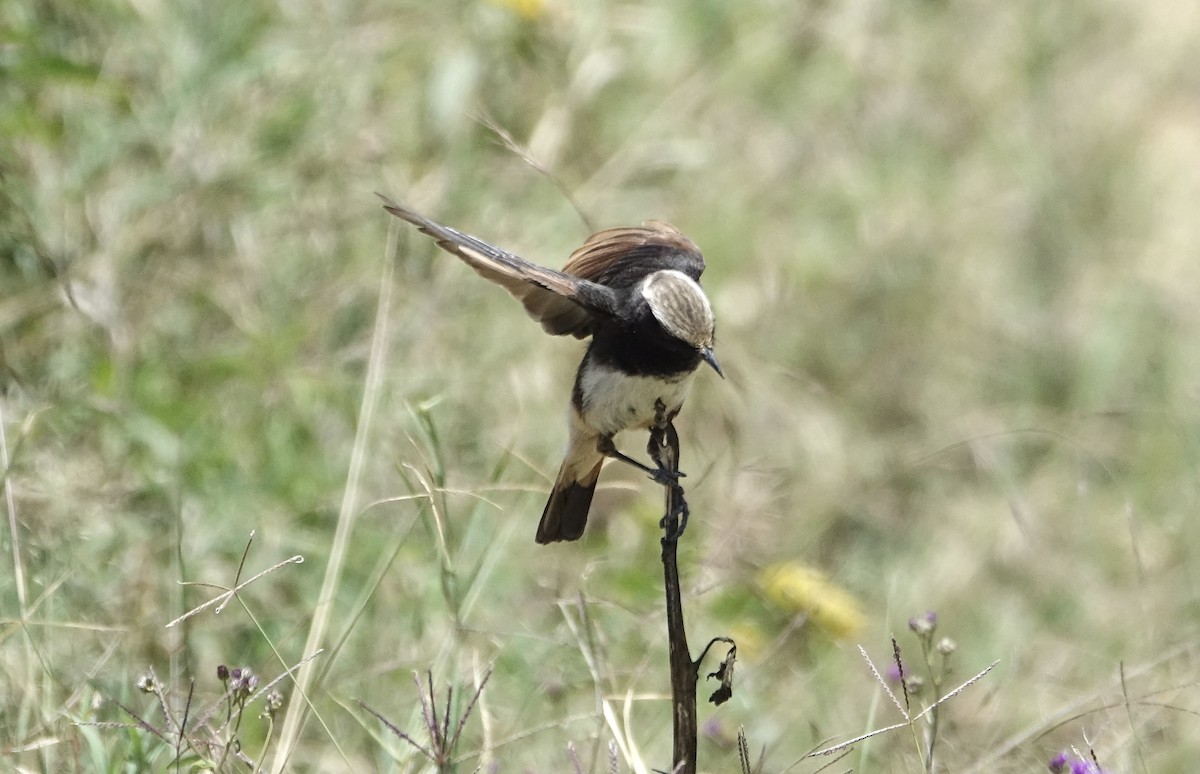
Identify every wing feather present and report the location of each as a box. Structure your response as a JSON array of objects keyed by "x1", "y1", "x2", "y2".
[{"x1": 378, "y1": 195, "x2": 614, "y2": 337}]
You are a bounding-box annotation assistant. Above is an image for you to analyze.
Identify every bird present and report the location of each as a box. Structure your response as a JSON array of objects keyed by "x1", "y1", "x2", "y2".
[{"x1": 378, "y1": 194, "x2": 721, "y2": 543}]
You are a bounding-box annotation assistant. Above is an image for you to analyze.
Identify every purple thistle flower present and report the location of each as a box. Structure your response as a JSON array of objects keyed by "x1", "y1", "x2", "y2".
[
  {"x1": 1049, "y1": 752, "x2": 1103, "y2": 774},
  {"x1": 908, "y1": 610, "x2": 937, "y2": 636}
]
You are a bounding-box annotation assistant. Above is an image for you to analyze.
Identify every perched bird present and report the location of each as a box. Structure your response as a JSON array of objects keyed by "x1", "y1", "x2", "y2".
[{"x1": 378, "y1": 195, "x2": 721, "y2": 543}]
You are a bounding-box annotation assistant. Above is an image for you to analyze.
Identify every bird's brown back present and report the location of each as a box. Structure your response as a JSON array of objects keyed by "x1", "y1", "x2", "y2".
[{"x1": 562, "y1": 221, "x2": 706, "y2": 289}]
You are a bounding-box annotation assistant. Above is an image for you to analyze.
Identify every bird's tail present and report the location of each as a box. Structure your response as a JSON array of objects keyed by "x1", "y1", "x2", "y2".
[{"x1": 536, "y1": 445, "x2": 604, "y2": 544}]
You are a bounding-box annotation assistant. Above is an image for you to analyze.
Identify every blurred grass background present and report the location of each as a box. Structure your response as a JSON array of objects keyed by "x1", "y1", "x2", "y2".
[{"x1": 4, "y1": 0, "x2": 1200, "y2": 770}]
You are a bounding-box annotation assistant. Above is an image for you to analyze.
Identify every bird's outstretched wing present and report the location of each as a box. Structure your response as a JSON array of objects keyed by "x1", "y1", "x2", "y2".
[{"x1": 378, "y1": 195, "x2": 617, "y2": 338}]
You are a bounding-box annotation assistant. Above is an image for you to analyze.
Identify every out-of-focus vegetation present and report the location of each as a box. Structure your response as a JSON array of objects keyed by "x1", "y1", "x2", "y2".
[{"x1": 3, "y1": 0, "x2": 1199, "y2": 770}]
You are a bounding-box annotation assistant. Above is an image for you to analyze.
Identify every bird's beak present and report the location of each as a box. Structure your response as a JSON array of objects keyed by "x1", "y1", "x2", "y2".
[{"x1": 701, "y1": 347, "x2": 724, "y2": 379}]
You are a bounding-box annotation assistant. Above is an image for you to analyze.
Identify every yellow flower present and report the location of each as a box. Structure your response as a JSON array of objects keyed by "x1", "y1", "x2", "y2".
[
  {"x1": 758, "y1": 562, "x2": 867, "y2": 640},
  {"x1": 486, "y1": 0, "x2": 547, "y2": 21}
]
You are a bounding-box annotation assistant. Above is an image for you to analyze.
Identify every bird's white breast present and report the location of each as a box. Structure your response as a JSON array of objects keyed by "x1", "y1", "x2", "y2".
[{"x1": 577, "y1": 362, "x2": 695, "y2": 437}]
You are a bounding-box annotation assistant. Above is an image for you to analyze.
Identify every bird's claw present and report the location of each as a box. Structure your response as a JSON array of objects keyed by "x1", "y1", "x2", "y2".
[
  {"x1": 659, "y1": 491, "x2": 690, "y2": 542},
  {"x1": 649, "y1": 466, "x2": 686, "y2": 486}
]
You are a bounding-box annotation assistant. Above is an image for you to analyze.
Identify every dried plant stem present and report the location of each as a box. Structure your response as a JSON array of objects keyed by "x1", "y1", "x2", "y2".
[
  {"x1": 0, "y1": 400, "x2": 37, "y2": 719},
  {"x1": 808, "y1": 659, "x2": 1000, "y2": 758},
  {"x1": 650, "y1": 414, "x2": 698, "y2": 773},
  {"x1": 269, "y1": 217, "x2": 397, "y2": 771},
  {"x1": 0, "y1": 400, "x2": 25, "y2": 614}
]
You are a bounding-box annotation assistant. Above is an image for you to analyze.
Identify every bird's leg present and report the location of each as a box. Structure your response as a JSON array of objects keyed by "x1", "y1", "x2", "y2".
[{"x1": 596, "y1": 435, "x2": 685, "y2": 486}]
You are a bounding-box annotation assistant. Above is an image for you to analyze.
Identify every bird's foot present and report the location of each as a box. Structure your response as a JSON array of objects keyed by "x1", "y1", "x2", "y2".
[
  {"x1": 649, "y1": 465, "x2": 686, "y2": 487},
  {"x1": 660, "y1": 487, "x2": 690, "y2": 542}
]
